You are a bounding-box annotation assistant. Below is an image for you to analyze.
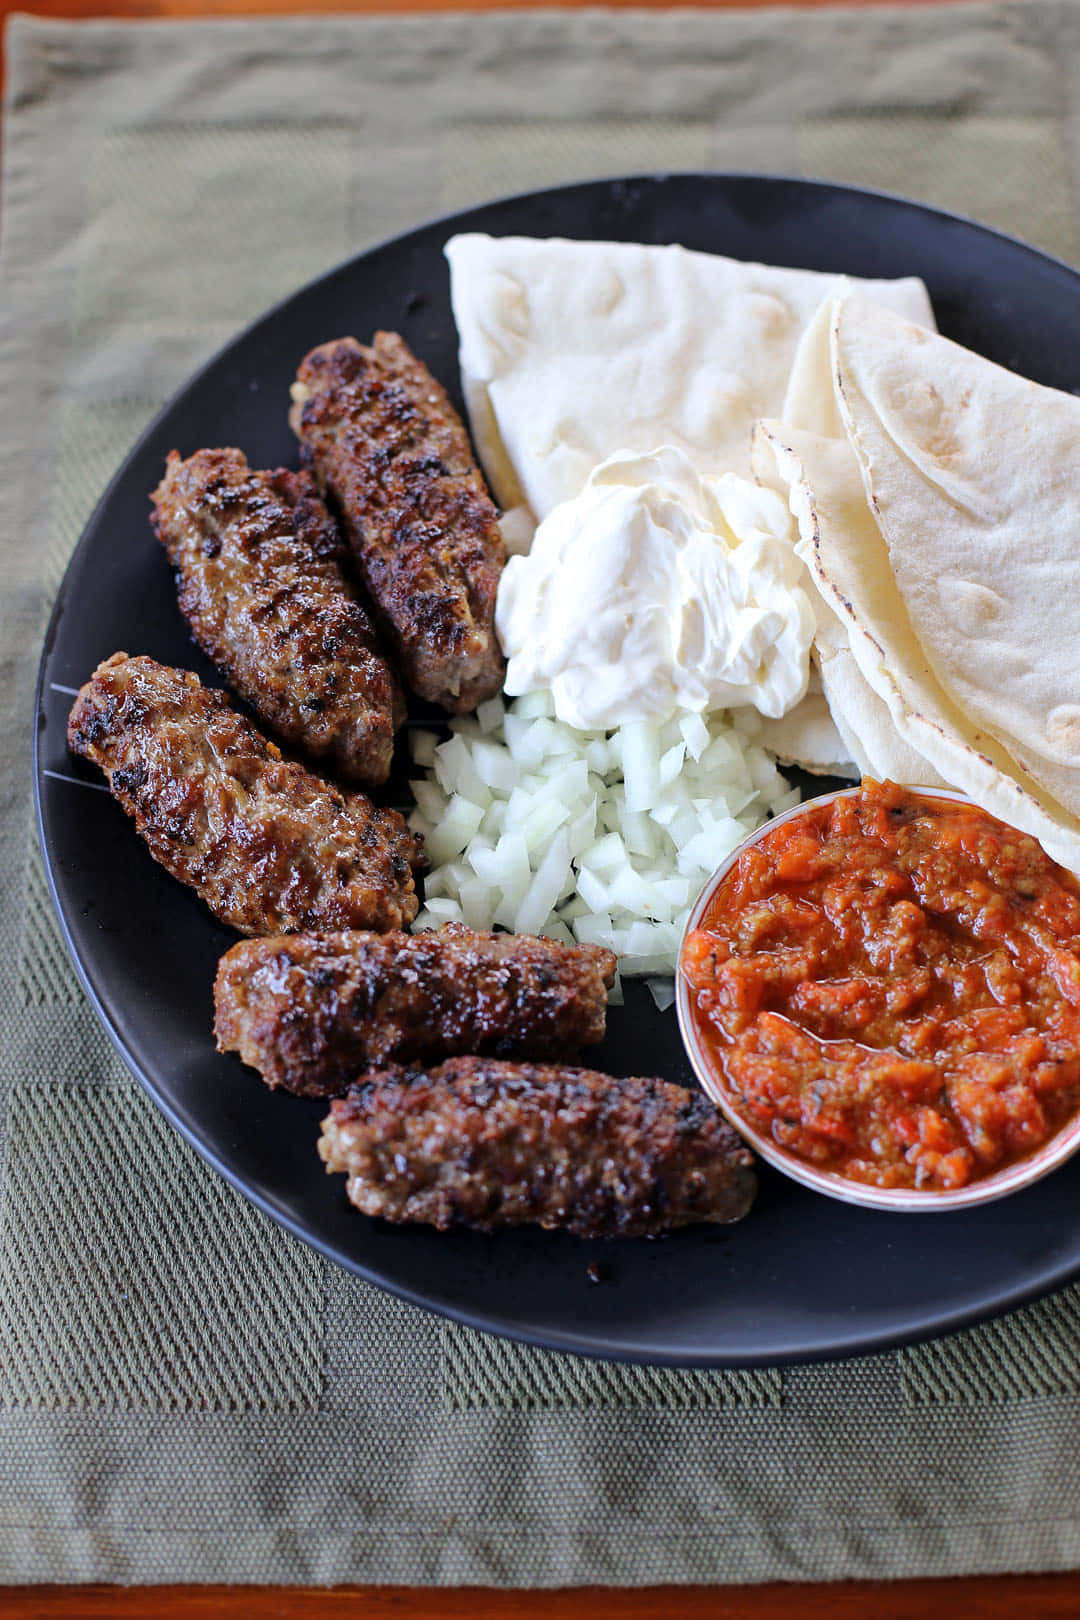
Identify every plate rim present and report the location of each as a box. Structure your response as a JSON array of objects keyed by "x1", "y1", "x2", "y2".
[{"x1": 33, "y1": 169, "x2": 1080, "y2": 1367}]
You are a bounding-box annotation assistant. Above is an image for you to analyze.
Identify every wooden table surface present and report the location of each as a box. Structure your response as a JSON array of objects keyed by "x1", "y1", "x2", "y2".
[{"x1": 2, "y1": 0, "x2": 1069, "y2": 1612}]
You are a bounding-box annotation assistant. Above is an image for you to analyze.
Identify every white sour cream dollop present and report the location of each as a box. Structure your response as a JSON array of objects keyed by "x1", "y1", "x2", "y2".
[{"x1": 494, "y1": 446, "x2": 816, "y2": 731}]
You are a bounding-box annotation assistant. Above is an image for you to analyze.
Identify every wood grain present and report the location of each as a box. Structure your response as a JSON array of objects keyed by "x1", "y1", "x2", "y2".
[
  {"x1": 3, "y1": 1577, "x2": 1080, "y2": 1618},
  {"x1": 2, "y1": 0, "x2": 963, "y2": 15},
  {"x1": 0, "y1": 0, "x2": 1067, "y2": 1613}
]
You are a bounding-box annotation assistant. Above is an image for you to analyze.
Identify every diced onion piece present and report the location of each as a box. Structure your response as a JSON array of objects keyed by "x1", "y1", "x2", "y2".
[
  {"x1": 458, "y1": 876, "x2": 495, "y2": 930},
  {"x1": 425, "y1": 794, "x2": 486, "y2": 864},
  {"x1": 620, "y1": 721, "x2": 661, "y2": 812},
  {"x1": 568, "y1": 800, "x2": 598, "y2": 858},
  {"x1": 513, "y1": 690, "x2": 556, "y2": 720},
  {"x1": 432, "y1": 734, "x2": 488, "y2": 804},
  {"x1": 416, "y1": 897, "x2": 465, "y2": 928},
  {"x1": 573, "y1": 912, "x2": 616, "y2": 948},
  {"x1": 678, "y1": 711, "x2": 711, "y2": 761},
  {"x1": 578, "y1": 832, "x2": 628, "y2": 876},
  {"x1": 575, "y1": 865, "x2": 612, "y2": 915},
  {"x1": 620, "y1": 809, "x2": 657, "y2": 860},
  {"x1": 515, "y1": 829, "x2": 572, "y2": 935},
  {"x1": 585, "y1": 738, "x2": 616, "y2": 775},
  {"x1": 471, "y1": 741, "x2": 519, "y2": 794},
  {"x1": 608, "y1": 866, "x2": 657, "y2": 916},
  {"x1": 410, "y1": 729, "x2": 440, "y2": 769},
  {"x1": 658, "y1": 742, "x2": 686, "y2": 786},
  {"x1": 520, "y1": 796, "x2": 571, "y2": 852},
  {"x1": 476, "y1": 696, "x2": 505, "y2": 735},
  {"x1": 772, "y1": 785, "x2": 803, "y2": 815},
  {"x1": 647, "y1": 978, "x2": 677, "y2": 1012},
  {"x1": 409, "y1": 777, "x2": 445, "y2": 826},
  {"x1": 408, "y1": 694, "x2": 794, "y2": 975},
  {"x1": 648, "y1": 800, "x2": 680, "y2": 829},
  {"x1": 480, "y1": 800, "x2": 507, "y2": 838}
]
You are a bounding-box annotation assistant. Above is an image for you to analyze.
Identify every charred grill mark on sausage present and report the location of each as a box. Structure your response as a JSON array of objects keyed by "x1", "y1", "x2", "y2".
[
  {"x1": 318, "y1": 1057, "x2": 757, "y2": 1237},
  {"x1": 151, "y1": 447, "x2": 403, "y2": 785},
  {"x1": 214, "y1": 923, "x2": 618, "y2": 1095},
  {"x1": 289, "y1": 332, "x2": 506, "y2": 713},
  {"x1": 68, "y1": 652, "x2": 422, "y2": 936}
]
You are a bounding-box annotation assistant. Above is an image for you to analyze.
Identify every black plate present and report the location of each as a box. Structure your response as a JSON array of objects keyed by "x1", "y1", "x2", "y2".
[{"x1": 35, "y1": 175, "x2": 1080, "y2": 1366}]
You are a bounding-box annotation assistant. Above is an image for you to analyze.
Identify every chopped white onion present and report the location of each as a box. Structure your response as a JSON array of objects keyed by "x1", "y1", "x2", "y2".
[
  {"x1": 647, "y1": 978, "x2": 677, "y2": 1012},
  {"x1": 408, "y1": 693, "x2": 794, "y2": 979},
  {"x1": 410, "y1": 729, "x2": 440, "y2": 769}
]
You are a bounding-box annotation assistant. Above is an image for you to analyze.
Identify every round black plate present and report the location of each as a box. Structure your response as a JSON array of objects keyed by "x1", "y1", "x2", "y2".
[{"x1": 35, "y1": 175, "x2": 1080, "y2": 1366}]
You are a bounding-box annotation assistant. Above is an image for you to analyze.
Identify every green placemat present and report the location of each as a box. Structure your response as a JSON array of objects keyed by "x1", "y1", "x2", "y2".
[{"x1": 4, "y1": 2, "x2": 1080, "y2": 1586}]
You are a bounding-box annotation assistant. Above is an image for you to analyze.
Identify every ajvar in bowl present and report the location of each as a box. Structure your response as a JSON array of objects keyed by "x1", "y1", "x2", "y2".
[{"x1": 676, "y1": 780, "x2": 1080, "y2": 1212}]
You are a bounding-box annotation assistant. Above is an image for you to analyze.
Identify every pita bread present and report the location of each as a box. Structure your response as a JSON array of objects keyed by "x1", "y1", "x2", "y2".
[
  {"x1": 764, "y1": 292, "x2": 952, "y2": 784},
  {"x1": 755, "y1": 420, "x2": 948, "y2": 789},
  {"x1": 756, "y1": 296, "x2": 1080, "y2": 871},
  {"x1": 749, "y1": 670, "x2": 860, "y2": 777},
  {"x1": 834, "y1": 295, "x2": 1080, "y2": 820},
  {"x1": 446, "y1": 235, "x2": 935, "y2": 538}
]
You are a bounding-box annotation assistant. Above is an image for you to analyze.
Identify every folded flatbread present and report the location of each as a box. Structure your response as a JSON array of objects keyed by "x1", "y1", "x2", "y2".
[
  {"x1": 757, "y1": 292, "x2": 1080, "y2": 871},
  {"x1": 445, "y1": 235, "x2": 935, "y2": 536},
  {"x1": 749, "y1": 670, "x2": 860, "y2": 778}
]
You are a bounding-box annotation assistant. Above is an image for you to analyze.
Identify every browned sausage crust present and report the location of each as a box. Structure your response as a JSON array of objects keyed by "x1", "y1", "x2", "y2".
[
  {"x1": 214, "y1": 923, "x2": 618, "y2": 1095},
  {"x1": 151, "y1": 448, "x2": 402, "y2": 785},
  {"x1": 318, "y1": 1057, "x2": 756, "y2": 1237},
  {"x1": 67, "y1": 653, "x2": 422, "y2": 936},
  {"x1": 289, "y1": 332, "x2": 506, "y2": 713}
]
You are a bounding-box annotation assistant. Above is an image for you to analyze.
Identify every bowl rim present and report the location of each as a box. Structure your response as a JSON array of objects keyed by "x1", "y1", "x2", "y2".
[{"x1": 675, "y1": 783, "x2": 1080, "y2": 1213}]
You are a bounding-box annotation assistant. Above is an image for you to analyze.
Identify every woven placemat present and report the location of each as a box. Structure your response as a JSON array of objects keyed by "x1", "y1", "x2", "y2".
[{"x1": 4, "y1": 3, "x2": 1080, "y2": 1585}]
